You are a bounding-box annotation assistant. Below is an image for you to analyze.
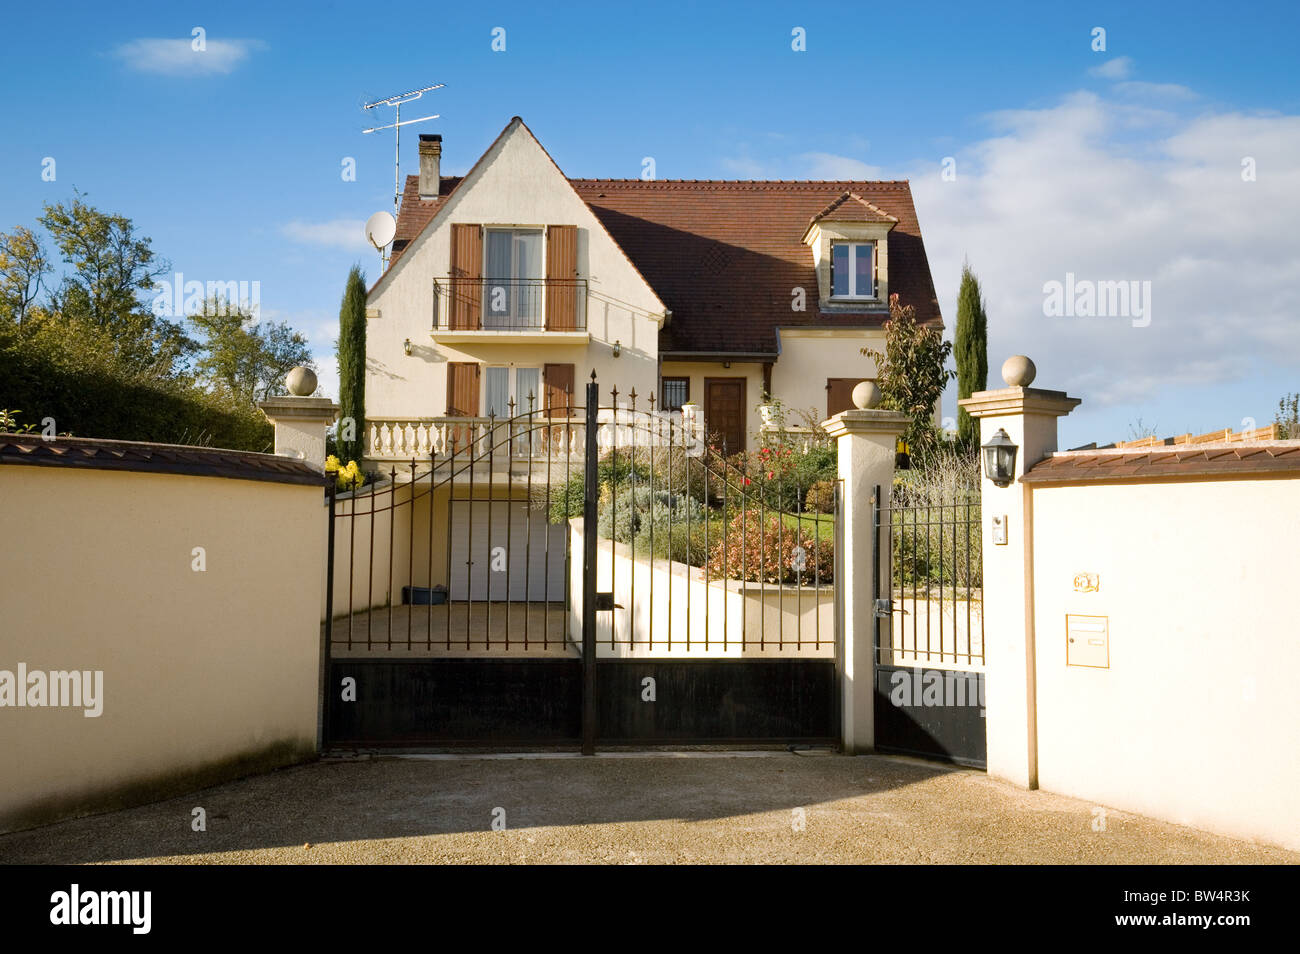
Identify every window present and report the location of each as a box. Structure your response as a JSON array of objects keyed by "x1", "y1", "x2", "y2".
[
  {"x1": 484, "y1": 229, "x2": 543, "y2": 327},
  {"x1": 485, "y1": 365, "x2": 542, "y2": 418},
  {"x1": 661, "y1": 377, "x2": 690, "y2": 412},
  {"x1": 830, "y1": 242, "x2": 876, "y2": 299}
]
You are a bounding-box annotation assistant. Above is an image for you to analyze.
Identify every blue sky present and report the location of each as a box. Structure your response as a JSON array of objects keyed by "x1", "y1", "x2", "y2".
[{"x1": 2, "y1": 0, "x2": 1298, "y2": 448}]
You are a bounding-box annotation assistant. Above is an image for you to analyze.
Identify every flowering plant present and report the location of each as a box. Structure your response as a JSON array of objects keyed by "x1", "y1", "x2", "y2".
[{"x1": 325, "y1": 455, "x2": 365, "y2": 491}]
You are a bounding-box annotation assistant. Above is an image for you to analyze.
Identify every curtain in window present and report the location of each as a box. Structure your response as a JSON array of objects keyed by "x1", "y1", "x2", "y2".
[
  {"x1": 515, "y1": 367, "x2": 540, "y2": 413},
  {"x1": 485, "y1": 366, "x2": 510, "y2": 418},
  {"x1": 832, "y1": 244, "x2": 850, "y2": 297}
]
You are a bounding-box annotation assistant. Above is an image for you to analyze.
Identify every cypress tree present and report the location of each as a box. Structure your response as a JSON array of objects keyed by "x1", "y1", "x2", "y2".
[
  {"x1": 337, "y1": 265, "x2": 367, "y2": 463},
  {"x1": 954, "y1": 262, "x2": 988, "y2": 447}
]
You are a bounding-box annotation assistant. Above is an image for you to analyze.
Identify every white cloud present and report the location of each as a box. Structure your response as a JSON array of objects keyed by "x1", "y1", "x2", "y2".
[
  {"x1": 1088, "y1": 56, "x2": 1134, "y2": 80},
  {"x1": 280, "y1": 219, "x2": 370, "y2": 251},
  {"x1": 798, "y1": 152, "x2": 884, "y2": 180},
  {"x1": 114, "y1": 37, "x2": 264, "y2": 76},
  {"x1": 910, "y1": 91, "x2": 1300, "y2": 410},
  {"x1": 1113, "y1": 80, "x2": 1198, "y2": 101},
  {"x1": 718, "y1": 156, "x2": 769, "y2": 178}
]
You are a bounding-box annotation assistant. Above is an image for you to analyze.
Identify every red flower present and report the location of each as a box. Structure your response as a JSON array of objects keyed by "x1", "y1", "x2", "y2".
[
  {"x1": 742, "y1": 477, "x2": 751, "y2": 485},
  {"x1": 766, "y1": 471, "x2": 774, "y2": 479}
]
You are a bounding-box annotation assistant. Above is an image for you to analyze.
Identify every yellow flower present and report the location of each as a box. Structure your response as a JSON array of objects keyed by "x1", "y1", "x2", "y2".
[{"x1": 325, "y1": 455, "x2": 341, "y2": 472}]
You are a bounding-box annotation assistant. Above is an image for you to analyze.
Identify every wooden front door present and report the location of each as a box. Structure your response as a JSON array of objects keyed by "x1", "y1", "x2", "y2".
[{"x1": 704, "y1": 378, "x2": 746, "y2": 454}]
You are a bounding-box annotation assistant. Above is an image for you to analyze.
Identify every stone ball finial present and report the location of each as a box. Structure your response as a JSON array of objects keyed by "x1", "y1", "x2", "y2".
[
  {"x1": 1001, "y1": 355, "x2": 1036, "y2": 388},
  {"x1": 852, "y1": 380, "x2": 882, "y2": 409},
  {"x1": 286, "y1": 366, "x2": 318, "y2": 397}
]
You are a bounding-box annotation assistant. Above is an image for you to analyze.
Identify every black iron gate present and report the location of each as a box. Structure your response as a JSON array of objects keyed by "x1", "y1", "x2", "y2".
[
  {"x1": 872, "y1": 481, "x2": 987, "y2": 768},
  {"x1": 323, "y1": 378, "x2": 840, "y2": 750}
]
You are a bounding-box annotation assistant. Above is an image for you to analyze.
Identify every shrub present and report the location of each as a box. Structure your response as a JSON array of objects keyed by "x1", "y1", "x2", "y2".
[
  {"x1": 545, "y1": 453, "x2": 662, "y2": 524},
  {"x1": 0, "y1": 324, "x2": 272, "y2": 450},
  {"x1": 726, "y1": 443, "x2": 837, "y2": 513},
  {"x1": 597, "y1": 486, "x2": 704, "y2": 550},
  {"x1": 805, "y1": 480, "x2": 836, "y2": 514},
  {"x1": 703, "y1": 510, "x2": 833, "y2": 585},
  {"x1": 889, "y1": 446, "x2": 981, "y2": 590}
]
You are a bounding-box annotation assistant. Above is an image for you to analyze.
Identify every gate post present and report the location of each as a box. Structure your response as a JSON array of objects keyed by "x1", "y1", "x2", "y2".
[
  {"x1": 581, "y1": 377, "x2": 599, "y2": 755},
  {"x1": 960, "y1": 356, "x2": 1079, "y2": 788},
  {"x1": 822, "y1": 393, "x2": 909, "y2": 755},
  {"x1": 258, "y1": 367, "x2": 339, "y2": 469}
]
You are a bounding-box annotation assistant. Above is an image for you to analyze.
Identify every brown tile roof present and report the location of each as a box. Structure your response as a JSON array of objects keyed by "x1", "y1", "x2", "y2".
[
  {"x1": 384, "y1": 147, "x2": 942, "y2": 355},
  {"x1": 570, "y1": 179, "x2": 940, "y2": 354},
  {"x1": 810, "y1": 191, "x2": 899, "y2": 225},
  {"x1": 0, "y1": 434, "x2": 327, "y2": 487},
  {"x1": 389, "y1": 174, "x2": 464, "y2": 263},
  {"x1": 1022, "y1": 443, "x2": 1300, "y2": 483}
]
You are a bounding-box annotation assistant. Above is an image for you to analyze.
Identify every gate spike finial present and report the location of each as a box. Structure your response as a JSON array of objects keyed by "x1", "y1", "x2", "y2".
[
  {"x1": 610, "y1": 385, "x2": 619, "y2": 404},
  {"x1": 590, "y1": 369, "x2": 597, "y2": 382},
  {"x1": 648, "y1": 391, "x2": 656, "y2": 411},
  {"x1": 629, "y1": 387, "x2": 638, "y2": 409},
  {"x1": 508, "y1": 396, "x2": 516, "y2": 416}
]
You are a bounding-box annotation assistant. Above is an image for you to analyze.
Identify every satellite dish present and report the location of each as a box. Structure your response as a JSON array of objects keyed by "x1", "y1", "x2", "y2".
[{"x1": 365, "y1": 211, "x2": 397, "y2": 250}]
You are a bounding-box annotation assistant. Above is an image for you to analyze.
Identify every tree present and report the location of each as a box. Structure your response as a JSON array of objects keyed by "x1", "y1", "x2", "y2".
[
  {"x1": 0, "y1": 226, "x2": 51, "y2": 326},
  {"x1": 336, "y1": 265, "x2": 367, "y2": 462},
  {"x1": 189, "y1": 298, "x2": 315, "y2": 405},
  {"x1": 862, "y1": 294, "x2": 954, "y2": 463},
  {"x1": 0, "y1": 194, "x2": 312, "y2": 450},
  {"x1": 1276, "y1": 393, "x2": 1299, "y2": 440},
  {"x1": 37, "y1": 191, "x2": 193, "y2": 377},
  {"x1": 953, "y1": 261, "x2": 988, "y2": 446}
]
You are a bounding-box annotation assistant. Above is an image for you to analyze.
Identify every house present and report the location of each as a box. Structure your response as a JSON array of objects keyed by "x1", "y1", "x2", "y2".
[{"x1": 363, "y1": 116, "x2": 942, "y2": 464}]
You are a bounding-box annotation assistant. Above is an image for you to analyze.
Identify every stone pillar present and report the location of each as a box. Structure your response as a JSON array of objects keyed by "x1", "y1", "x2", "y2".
[
  {"x1": 258, "y1": 367, "x2": 339, "y2": 470},
  {"x1": 822, "y1": 382, "x2": 908, "y2": 754},
  {"x1": 959, "y1": 356, "x2": 1079, "y2": 788}
]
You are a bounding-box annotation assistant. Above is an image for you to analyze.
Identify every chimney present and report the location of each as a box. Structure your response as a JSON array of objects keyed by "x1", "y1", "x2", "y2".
[{"x1": 419, "y1": 134, "x2": 442, "y2": 199}]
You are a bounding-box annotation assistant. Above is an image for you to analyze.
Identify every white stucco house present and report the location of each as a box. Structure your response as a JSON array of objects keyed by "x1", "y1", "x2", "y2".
[{"x1": 363, "y1": 116, "x2": 942, "y2": 464}]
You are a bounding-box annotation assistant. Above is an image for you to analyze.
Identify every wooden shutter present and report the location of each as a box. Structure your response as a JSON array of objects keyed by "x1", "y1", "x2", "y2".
[
  {"x1": 445, "y1": 362, "x2": 480, "y2": 450},
  {"x1": 543, "y1": 363, "x2": 575, "y2": 418},
  {"x1": 449, "y1": 224, "x2": 482, "y2": 330},
  {"x1": 826, "y1": 378, "x2": 868, "y2": 417},
  {"x1": 545, "y1": 225, "x2": 578, "y2": 331}
]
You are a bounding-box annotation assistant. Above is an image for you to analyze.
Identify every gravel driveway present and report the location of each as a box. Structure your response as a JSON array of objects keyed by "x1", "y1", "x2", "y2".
[{"x1": 2, "y1": 753, "x2": 1294, "y2": 864}]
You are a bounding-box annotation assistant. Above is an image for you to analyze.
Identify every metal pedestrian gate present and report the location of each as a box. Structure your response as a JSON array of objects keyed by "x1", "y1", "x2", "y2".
[
  {"x1": 872, "y1": 481, "x2": 987, "y2": 768},
  {"x1": 323, "y1": 378, "x2": 841, "y2": 751}
]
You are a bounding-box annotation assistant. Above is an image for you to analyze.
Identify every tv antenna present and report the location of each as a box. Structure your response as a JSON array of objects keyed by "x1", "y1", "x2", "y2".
[{"x1": 362, "y1": 83, "x2": 443, "y2": 219}]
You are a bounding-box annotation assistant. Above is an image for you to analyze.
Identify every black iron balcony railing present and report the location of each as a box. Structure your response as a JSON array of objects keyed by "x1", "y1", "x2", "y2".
[{"x1": 432, "y1": 278, "x2": 588, "y2": 332}]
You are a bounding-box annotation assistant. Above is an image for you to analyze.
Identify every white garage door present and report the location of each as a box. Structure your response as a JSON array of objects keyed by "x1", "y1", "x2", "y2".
[{"x1": 449, "y1": 500, "x2": 568, "y2": 601}]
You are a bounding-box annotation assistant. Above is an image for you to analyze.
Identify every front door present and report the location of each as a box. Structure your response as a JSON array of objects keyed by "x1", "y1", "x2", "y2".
[{"x1": 704, "y1": 377, "x2": 746, "y2": 454}]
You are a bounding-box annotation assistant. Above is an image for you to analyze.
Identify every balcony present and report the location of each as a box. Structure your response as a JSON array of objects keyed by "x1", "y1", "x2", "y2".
[
  {"x1": 365, "y1": 409, "x2": 706, "y2": 468},
  {"x1": 431, "y1": 278, "x2": 589, "y2": 344}
]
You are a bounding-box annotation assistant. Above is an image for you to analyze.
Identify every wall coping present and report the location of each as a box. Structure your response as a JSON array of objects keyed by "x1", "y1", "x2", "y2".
[
  {"x1": 0, "y1": 434, "x2": 327, "y2": 487},
  {"x1": 821, "y1": 407, "x2": 910, "y2": 439},
  {"x1": 959, "y1": 386, "x2": 1081, "y2": 419},
  {"x1": 1022, "y1": 441, "x2": 1300, "y2": 484},
  {"x1": 258, "y1": 396, "x2": 340, "y2": 423}
]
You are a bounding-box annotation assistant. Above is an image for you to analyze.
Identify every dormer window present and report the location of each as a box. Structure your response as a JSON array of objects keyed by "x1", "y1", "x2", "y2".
[{"x1": 831, "y1": 241, "x2": 876, "y2": 299}]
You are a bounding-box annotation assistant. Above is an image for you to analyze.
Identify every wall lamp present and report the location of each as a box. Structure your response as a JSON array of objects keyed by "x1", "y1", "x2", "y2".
[
  {"x1": 982, "y1": 428, "x2": 1019, "y2": 487},
  {"x1": 612, "y1": 340, "x2": 621, "y2": 358},
  {"x1": 404, "y1": 338, "x2": 412, "y2": 356}
]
